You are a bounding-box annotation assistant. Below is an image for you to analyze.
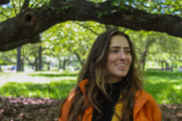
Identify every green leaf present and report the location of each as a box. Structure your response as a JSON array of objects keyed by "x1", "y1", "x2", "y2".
[
  {"x1": 30, "y1": 4, "x2": 34, "y2": 8},
  {"x1": 104, "y1": 11, "x2": 108, "y2": 15},
  {"x1": 45, "y1": 2, "x2": 50, "y2": 6},
  {"x1": 56, "y1": 9, "x2": 61, "y2": 14},
  {"x1": 96, "y1": 10, "x2": 100, "y2": 13},
  {"x1": 65, "y1": 6, "x2": 69, "y2": 9},
  {"x1": 98, "y1": 12, "x2": 103, "y2": 18},
  {"x1": 51, "y1": 7, "x2": 56, "y2": 10}
]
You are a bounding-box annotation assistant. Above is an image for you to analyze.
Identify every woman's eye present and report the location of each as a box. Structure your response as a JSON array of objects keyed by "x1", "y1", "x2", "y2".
[
  {"x1": 111, "y1": 50, "x2": 118, "y2": 53},
  {"x1": 125, "y1": 50, "x2": 131, "y2": 53}
]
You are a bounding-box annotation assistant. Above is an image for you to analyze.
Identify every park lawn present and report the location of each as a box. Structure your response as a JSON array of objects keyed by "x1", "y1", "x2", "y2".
[
  {"x1": 143, "y1": 71, "x2": 182, "y2": 104},
  {"x1": 0, "y1": 71, "x2": 78, "y2": 99},
  {"x1": 0, "y1": 71, "x2": 181, "y2": 104}
]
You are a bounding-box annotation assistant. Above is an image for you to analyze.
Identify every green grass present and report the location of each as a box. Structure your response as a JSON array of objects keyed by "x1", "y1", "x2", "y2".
[
  {"x1": 143, "y1": 71, "x2": 182, "y2": 104},
  {"x1": 0, "y1": 71, "x2": 77, "y2": 99},
  {"x1": 0, "y1": 71, "x2": 182, "y2": 104},
  {"x1": 0, "y1": 79, "x2": 76, "y2": 99},
  {"x1": 28, "y1": 71, "x2": 79, "y2": 77}
]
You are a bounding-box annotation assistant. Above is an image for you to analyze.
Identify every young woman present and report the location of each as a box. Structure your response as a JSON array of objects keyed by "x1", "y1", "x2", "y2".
[{"x1": 59, "y1": 29, "x2": 162, "y2": 121}]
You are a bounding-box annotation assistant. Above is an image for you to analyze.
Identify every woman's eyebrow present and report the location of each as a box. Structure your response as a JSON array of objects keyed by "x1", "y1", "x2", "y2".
[
  {"x1": 110, "y1": 46, "x2": 120, "y2": 49},
  {"x1": 124, "y1": 47, "x2": 130, "y2": 49},
  {"x1": 110, "y1": 46, "x2": 130, "y2": 49}
]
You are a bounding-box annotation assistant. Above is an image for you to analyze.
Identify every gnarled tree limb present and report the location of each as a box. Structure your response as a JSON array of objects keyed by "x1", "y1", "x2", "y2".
[
  {"x1": 0, "y1": 0, "x2": 10, "y2": 5},
  {"x1": 0, "y1": 0, "x2": 182, "y2": 51}
]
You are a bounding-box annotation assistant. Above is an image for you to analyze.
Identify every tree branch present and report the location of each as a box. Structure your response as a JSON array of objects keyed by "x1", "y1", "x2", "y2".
[
  {"x1": 0, "y1": 0, "x2": 10, "y2": 5},
  {"x1": 0, "y1": 35, "x2": 40, "y2": 51},
  {"x1": 0, "y1": 0, "x2": 182, "y2": 51}
]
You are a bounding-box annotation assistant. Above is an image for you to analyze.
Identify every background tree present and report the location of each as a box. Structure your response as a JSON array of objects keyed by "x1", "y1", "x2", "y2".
[{"x1": 42, "y1": 21, "x2": 104, "y2": 66}]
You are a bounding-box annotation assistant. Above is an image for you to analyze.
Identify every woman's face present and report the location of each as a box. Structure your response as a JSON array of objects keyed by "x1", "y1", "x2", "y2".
[{"x1": 106, "y1": 35, "x2": 132, "y2": 83}]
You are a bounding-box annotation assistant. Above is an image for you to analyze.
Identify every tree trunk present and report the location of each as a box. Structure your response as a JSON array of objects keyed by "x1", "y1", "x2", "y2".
[
  {"x1": 161, "y1": 61, "x2": 164, "y2": 71},
  {"x1": 140, "y1": 49, "x2": 147, "y2": 70},
  {"x1": 16, "y1": 47, "x2": 21, "y2": 71},
  {"x1": 38, "y1": 45, "x2": 42, "y2": 71},
  {"x1": 34, "y1": 58, "x2": 38, "y2": 71},
  {"x1": 165, "y1": 62, "x2": 169, "y2": 71},
  {"x1": 72, "y1": 51, "x2": 84, "y2": 66},
  {"x1": 21, "y1": 59, "x2": 24, "y2": 71},
  {"x1": 58, "y1": 59, "x2": 62, "y2": 69},
  {"x1": 63, "y1": 59, "x2": 67, "y2": 70}
]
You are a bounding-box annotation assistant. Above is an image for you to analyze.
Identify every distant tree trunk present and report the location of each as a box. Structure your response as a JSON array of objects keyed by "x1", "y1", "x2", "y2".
[
  {"x1": 171, "y1": 61, "x2": 173, "y2": 71},
  {"x1": 67, "y1": 60, "x2": 71, "y2": 68},
  {"x1": 165, "y1": 62, "x2": 169, "y2": 71},
  {"x1": 72, "y1": 51, "x2": 85, "y2": 66},
  {"x1": 161, "y1": 61, "x2": 164, "y2": 71},
  {"x1": 140, "y1": 60, "x2": 145, "y2": 71},
  {"x1": 139, "y1": 39, "x2": 155, "y2": 70},
  {"x1": 140, "y1": 49, "x2": 147, "y2": 70},
  {"x1": 17, "y1": 47, "x2": 21, "y2": 71},
  {"x1": 21, "y1": 59, "x2": 24, "y2": 71},
  {"x1": 38, "y1": 45, "x2": 42, "y2": 70},
  {"x1": 34, "y1": 58, "x2": 38, "y2": 71},
  {"x1": 63, "y1": 59, "x2": 66, "y2": 70},
  {"x1": 58, "y1": 58, "x2": 62, "y2": 69}
]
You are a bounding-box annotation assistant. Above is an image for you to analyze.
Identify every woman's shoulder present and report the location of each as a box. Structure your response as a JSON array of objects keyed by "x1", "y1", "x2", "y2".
[
  {"x1": 136, "y1": 89, "x2": 155, "y2": 100},
  {"x1": 134, "y1": 89, "x2": 162, "y2": 120},
  {"x1": 135, "y1": 89, "x2": 159, "y2": 107}
]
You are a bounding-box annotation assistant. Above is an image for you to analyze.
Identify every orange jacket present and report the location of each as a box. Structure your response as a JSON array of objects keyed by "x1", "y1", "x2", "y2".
[{"x1": 59, "y1": 79, "x2": 162, "y2": 121}]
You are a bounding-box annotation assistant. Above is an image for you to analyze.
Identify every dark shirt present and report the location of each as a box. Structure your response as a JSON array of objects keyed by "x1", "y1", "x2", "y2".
[{"x1": 92, "y1": 81, "x2": 123, "y2": 121}]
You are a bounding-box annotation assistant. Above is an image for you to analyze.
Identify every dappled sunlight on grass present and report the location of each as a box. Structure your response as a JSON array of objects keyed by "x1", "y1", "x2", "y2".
[
  {"x1": 0, "y1": 71, "x2": 182, "y2": 104},
  {"x1": 0, "y1": 71, "x2": 77, "y2": 87},
  {"x1": 143, "y1": 71, "x2": 182, "y2": 104},
  {"x1": 0, "y1": 79, "x2": 77, "y2": 99},
  {"x1": 28, "y1": 71, "x2": 78, "y2": 77}
]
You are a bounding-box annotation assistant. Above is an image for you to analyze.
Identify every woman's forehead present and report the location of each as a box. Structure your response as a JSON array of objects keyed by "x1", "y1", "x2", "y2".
[{"x1": 109, "y1": 35, "x2": 130, "y2": 48}]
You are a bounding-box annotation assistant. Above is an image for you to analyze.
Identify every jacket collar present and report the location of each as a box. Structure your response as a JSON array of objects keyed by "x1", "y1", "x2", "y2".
[
  {"x1": 78, "y1": 79, "x2": 149, "y2": 117},
  {"x1": 133, "y1": 90, "x2": 149, "y2": 117},
  {"x1": 78, "y1": 79, "x2": 89, "y2": 94}
]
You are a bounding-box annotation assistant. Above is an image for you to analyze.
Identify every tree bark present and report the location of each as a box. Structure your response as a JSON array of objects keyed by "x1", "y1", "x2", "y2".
[
  {"x1": 139, "y1": 39, "x2": 155, "y2": 70},
  {"x1": 0, "y1": 0, "x2": 10, "y2": 5},
  {"x1": 34, "y1": 57, "x2": 38, "y2": 71},
  {"x1": 0, "y1": 0, "x2": 182, "y2": 51},
  {"x1": 38, "y1": 45, "x2": 42, "y2": 71},
  {"x1": 16, "y1": 47, "x2": 21, "y2": 71},
  {"x1": 63, "y1": 59, "x2": 67, "y2": 70}
]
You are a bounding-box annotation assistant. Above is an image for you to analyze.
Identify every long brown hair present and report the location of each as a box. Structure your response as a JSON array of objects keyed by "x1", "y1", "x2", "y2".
[{"x1": 60, "y1": 29, "x2": 143, "y2": 121}]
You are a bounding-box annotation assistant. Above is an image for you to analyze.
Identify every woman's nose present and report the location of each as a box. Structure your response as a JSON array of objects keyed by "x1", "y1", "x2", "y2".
[{"x1": 119, "y1": 51, "x2": 126, "y2": 59}]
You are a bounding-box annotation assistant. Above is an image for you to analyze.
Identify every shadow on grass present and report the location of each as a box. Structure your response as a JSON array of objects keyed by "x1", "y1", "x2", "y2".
[{"x1": 0, "y1": 80, "x2": 76, "y2": 100}]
